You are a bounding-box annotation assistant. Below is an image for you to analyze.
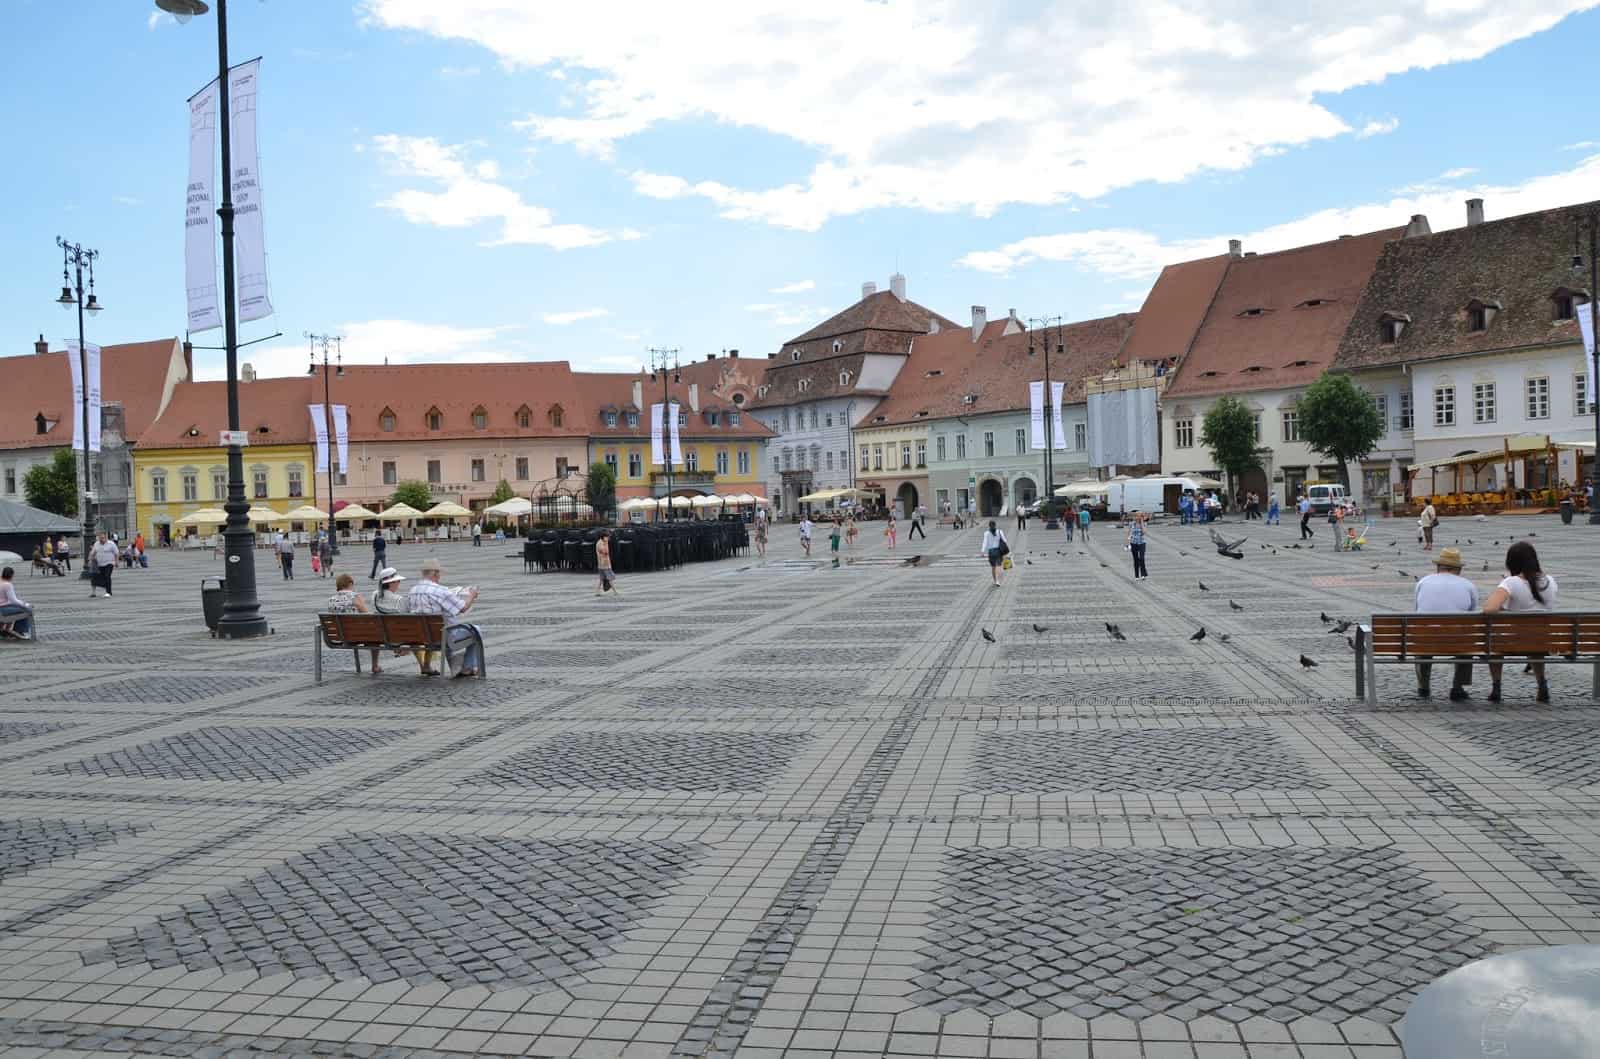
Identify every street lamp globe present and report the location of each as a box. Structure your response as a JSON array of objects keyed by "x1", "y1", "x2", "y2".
[
  {"x1": 57, "y1": 286, "x2": 75, "y2": 308},
  {"x1": 155, "y1": 0, "x2": 209, "y2": 22},
  {"x1": 85, "y1": 294, "x2": 103, "y2": 316}
]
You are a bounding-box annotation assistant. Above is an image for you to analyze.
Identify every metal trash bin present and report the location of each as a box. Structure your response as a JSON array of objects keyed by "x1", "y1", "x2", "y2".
[
  {"x1": 1560, "y1": 498, "x2": 1575, "y2": 525},
  {"x1": 201, "y1": 577, "x2": 228, "y2": 633}
]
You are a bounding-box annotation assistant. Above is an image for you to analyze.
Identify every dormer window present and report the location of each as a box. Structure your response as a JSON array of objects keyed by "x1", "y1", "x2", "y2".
[
  {"x1": 873, "y1": 415, "x2": 886, "y2": 423},
  {"x1": 757, "y1": 385, "x2": 769, "y2": 398},
  {"x1": 516, "y1": 404, "x2": 532, "y2": 428},
  {"x1": 791, "y1": 349, "x2": 802, "y2": 361},
  {"x1": 34, "y1": 413, "x2": 47, "y2": 436},
  {"x1": 1286, "y1": 359, "x2": 1312, "y2": 368},
  {"x1": 604, "y1": 410, "x2": 618, "y2": 428},
  {"x1": 729, "y1": 411, "x2": 741, "y2": 426},
  {"x1": 1241, "y1": 365, "x2": 1263, "y2": 374},
  {"x1": 1379, "y1": 312, "x2": 1410, "y2": 344},
  {"x1": 471, "y1": 406, "x2": 488, "y2": 430},
  {"x1": 1465, "y1": 298, "x2": 1501, "y2": 333},
  {"x1": 426, "y1": 407, "x2": 442, "y2": 431},
  {"x1": 1552, "y1": 288, "x2": 1585, "y2": 321},
  {"x1": 798, "y1": 379, "x2": 811, "y2": 393},
  {"x1": 1297, "y1": 299, "x2": 1330, "y2": 308},
  {"x1": 708, "y1": 411, "x2": 720, "y2": 426},
  {"x1": 1200, "y1": 370, "x2": 1221, "y2": 378},
  {"x1": 625, "y1": 411, "x2": 638, "y2": 428},
  {"x1": 187, "y1": 426, "x2": 201, "y2": 438},
  {"x1": 915, "y1": 410, "x2": 929, "y2": 418},
  {"x1": 1237, "y1": 307, "x2": 1266, "y2": 318},
  {"x1": 379, "y1": 407, "x2": 396, "y2": 432},
  {"x1": 962, "y1": 393, "x2": 977, "y2": 405},
  {"x1": 548, "y1": 405, "x2": 564, "y2": 428},
  {"x1": 832, "y1": 340, "x2": 843, "y2": 353},
  {"x1": 839, "y1": 370, "x2": 852, "y2": 386},
  {"x1": 925, "y1": 369, "x2": 943, "y2": 377}
]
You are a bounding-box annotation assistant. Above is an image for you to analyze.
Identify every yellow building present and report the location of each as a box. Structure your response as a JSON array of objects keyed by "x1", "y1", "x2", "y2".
[
  {"x1": 850, "y1": 418, "x2": 929, "y2": 517},
  {"x1": 133, "y1": 378, "x2": 317, "y2": 544}
]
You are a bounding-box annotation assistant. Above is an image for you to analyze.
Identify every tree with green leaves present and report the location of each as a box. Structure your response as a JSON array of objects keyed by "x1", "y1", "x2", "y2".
[
  {"x1": 489, "y1": 478, "x2": 516, "y2": 505},
  {"x1": 1296, "y1": 372, "x2": 1385, "y2": 492},
  {"x1": 585, "y1": 462, "x2": 617, "y2": 517},
  {"x1": 389, "y1": 480, "x2": 433, "y2": 512},
  {"x1": 1200, "y1": 396, "x2": 1262, "y2": 499},
  {"x1": 23, "y1": 449, "x2": 79, "y2": 517}
]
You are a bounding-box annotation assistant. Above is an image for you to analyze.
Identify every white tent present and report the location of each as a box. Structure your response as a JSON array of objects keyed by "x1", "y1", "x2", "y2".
[{"x1": 484, "y1": 497, "x2": 534, "y2": 518}]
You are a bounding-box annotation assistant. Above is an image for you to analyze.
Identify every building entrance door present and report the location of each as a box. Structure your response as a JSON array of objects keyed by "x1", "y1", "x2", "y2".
[{"x1": 979, "y1": 479, "x2": 1003, "y2": 516}]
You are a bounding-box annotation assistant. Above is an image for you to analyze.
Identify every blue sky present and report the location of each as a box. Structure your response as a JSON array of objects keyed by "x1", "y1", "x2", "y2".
[{"x1": 4, "y1": 0, "x2": 1599, "y2": 381}]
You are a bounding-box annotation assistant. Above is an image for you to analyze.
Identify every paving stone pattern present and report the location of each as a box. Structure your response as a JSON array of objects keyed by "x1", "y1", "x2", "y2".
[
  {"x1": 1447, "y1": 718, "x2": 1600, "y2": 786},
  {"x1": 468, "y1": 731, "x2": 811, "y2": 790},
  {"x1": 970, "y1": 727, "x2": 1328, "y2": 792},
  {"x1": 0, "y1": 817, "x2": 140, "y2": 882},
  {"x1": 0, "y1": 721, "x2": 73, "y2": 745},
  {"x1": 41, "y1": 725, "x2": 416, "y2": 783},
  {"x1": 913, "y1": 845, "x2": 1489, "y2": 1023},
  {"x1": 21, "y1": 674, "x2": 283, "y2": 704},
  {"x1": 83, "y1": 834, "x2": 702, "y2": 989}
]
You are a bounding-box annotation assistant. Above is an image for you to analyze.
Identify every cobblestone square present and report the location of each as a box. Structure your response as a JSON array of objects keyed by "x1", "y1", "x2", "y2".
[{"x1": 0, "y1": 514, "x2": 1597, "y2": 1058}]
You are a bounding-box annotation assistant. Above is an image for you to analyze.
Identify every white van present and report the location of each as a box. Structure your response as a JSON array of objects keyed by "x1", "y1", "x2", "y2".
[{"x1": 1305, "y1": 482, "x2": 1348, "y2": 514}]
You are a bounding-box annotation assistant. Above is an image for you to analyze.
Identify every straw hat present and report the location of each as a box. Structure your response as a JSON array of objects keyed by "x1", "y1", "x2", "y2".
[
  {"x1": 419, "y1": 557, "x2": 442, "y2": 574},
  {"x1": 1434, "y1": 547, "x2": 1464, "y2": 570},
  {"x1": 377, "y1": 567, "x2": 404, "y2": 584}
]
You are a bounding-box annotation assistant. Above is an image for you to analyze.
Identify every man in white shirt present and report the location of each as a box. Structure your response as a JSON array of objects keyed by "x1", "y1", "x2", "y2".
[
  {"x1": 1412, "y1": 546, "x2": 1478, "y2": 700},
  {"x1": 90, "y1": 532, "x2": 120, "y2": 599},
  {"x1": 407, "y1": 557, "x2": 482, "y2": 677},
  {"x1": 798, "y1": 516, "x2": 813, "y2": 557}
]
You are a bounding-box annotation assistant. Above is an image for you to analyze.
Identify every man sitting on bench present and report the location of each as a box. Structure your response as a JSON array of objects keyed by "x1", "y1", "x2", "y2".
[
  {"x1": 407, "y1": 557, "x2": 482, "y2": 678},
  {"x1": 1413, "y1": 546, "x2": 1477, "y2": 700}
]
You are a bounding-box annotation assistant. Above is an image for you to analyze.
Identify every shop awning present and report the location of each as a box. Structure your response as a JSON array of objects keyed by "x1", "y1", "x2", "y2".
[{"x1": 797, "y1": 488, "x2": 846, "y2": 503}]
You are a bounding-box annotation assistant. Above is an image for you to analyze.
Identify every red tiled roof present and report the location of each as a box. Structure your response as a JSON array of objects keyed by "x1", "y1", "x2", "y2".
[
  {"x1": 330, "y1": 362, "x2": 591, "y2": 442},
  {"x1": 0, "y1": 338, "x2": 184, "y2": 450},
  {"x1": 1120, "y1": 255, "x2": 1231, "y2": 364},
  {"x1": 1163, "y1": 228, "x2": 1403, "y2": 399},
  {"x1": 865, "y1": 312, "x2": 1138, "y2": 427},
  {"x1": 787, "y1": 289, "x2": 959, "y2": 344},
  {"x1": 573, "y1": 369, "x2": 775, "y2": 441},
  {"x1": 140, "y1": 376, "x2": 316, "y2": 449}
]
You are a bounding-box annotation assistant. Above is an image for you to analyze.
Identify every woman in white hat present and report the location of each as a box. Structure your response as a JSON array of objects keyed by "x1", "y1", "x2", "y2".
[{"x1": 373, "y1": 567, "x2": 428, "y2": 676}]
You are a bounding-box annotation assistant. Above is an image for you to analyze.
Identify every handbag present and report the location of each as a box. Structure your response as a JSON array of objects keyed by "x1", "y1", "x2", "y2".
[
  {"x1": 997, "y1": 535, "x2": 1011, "y2": 557},
  {"x1": 1002, "y1": 556, "x2": 1013, "y2": 571}
]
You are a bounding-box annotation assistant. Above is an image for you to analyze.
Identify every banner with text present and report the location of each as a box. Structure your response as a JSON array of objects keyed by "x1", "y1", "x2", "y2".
[
  {"x1": 331, "y1": 403, "x2": 349, "y2": 475},
  {"x1": 229, "y1": 59, "x2": 273, "y2": 323},
  {"x1": 1579, "y1": 300, "x2": 1596, "y2": 406},
  {"x1": 67, "y1": 340, "x2": 102, "y2": 454},
  {"x1": 668, "y1": 401, "x2": 684, "y2": 467},
  {"x1": 1050, "y1": 381, "x2": 1067, "y2": 451},
  {"x1": 185, "y1": 79, "x2": 221, "y2": 332},
  {"x1": 309, "y1": 404, "x2": 330, "y2": 473},
  {"x1": 650, "y1": 403, "x2": 664, "y2": 466},
  {"x1": 1029, "y1": 381, "x2": 1046, "y2": 450}
]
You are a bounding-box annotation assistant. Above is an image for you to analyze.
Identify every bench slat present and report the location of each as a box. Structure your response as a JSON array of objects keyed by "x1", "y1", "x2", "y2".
[{"x1": 1366, "y1": 612, "x2": 1600, "y2": 661}]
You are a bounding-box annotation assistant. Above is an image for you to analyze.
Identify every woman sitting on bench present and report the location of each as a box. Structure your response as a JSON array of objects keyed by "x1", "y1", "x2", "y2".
[
  {"x1": 32, "y1": 547, "x2": 63, "y2": 577},
  {"x1": 0, "y1": 567, "x2": 35, "y2": 639},
  {"x1": 326, "y1": 573, "x2": 386, "y2": 676},
  {"x1": 1483, "y1": 541, "x2": 1557, "y2": 703}
]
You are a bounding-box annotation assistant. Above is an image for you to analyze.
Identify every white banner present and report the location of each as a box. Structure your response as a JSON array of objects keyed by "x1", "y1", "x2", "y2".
[
  {"x1": 650, "y1": 403, "x2": 665, "y2": 467},
  {"x1": 331, "y1": 404, "x2": 349, "y2": 477},
  {"x1": 185, "y1": 79, "x2": 221, "y2": 333},
  {"x1": 309, "y1": 404, "x2": 330, "y2": 473},
  {"x1": 1578, "y1": 299, "x2": 1596, "y2": 406},
  {"x1": 668, "y1": 401, "x2": 684, "y2": 467},
  {"x1": 1028, "y1": 381, "x2": 1045, "y2": 450},
  {"x1": 1050, "y1": 381, "x2": 1067, "y2": 451},
  {"x1": 1087, "y1": 387, "x2": 1161, "y2": 467},
  {"x1": 67, "y1": 340, "x2": 102, "y2": 454},
  {"x1": 229, "y1": 59, "x2": 273, "y2": 323}
]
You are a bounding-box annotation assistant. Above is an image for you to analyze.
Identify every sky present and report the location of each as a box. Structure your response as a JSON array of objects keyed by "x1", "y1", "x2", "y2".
[{"x1": 4, "y1": 0, "x2": 1600, "y2": 383}]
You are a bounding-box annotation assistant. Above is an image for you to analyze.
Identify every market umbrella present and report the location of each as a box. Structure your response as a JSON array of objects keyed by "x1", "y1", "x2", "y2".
[
  {"x1": 691, "y1": 494, "x2": 725, "y2": 509},
  {"x1": 423, "y1": 501, "x2": 473, "y2": 519},
  {"x1": 1053, "y1": 480, "x2": 1106, "y2": 498},
  {"x1": 176, "y1": 507, "x2": 227, "y2": 525},
  {"x1": 378, "y1": 503, "x2": 423, "y2": 521},
  {"x1": 280, "y1": 505, "x2": 326, "y2": 522},
  {"x1": 334, "y1": 504, "x2": 379, "y2": 521},
  {"x1": 617, "y1": 497, "x2": 656, "y2": 511},
  {"x1": 484, "y1": 497, "x2": 534, "y2": 518}
]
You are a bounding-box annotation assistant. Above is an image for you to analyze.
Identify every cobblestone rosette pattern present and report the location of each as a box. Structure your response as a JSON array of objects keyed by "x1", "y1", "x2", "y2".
[
  {"x1": 969, "y1": 727, "x2": 1328, "y2": 793},
  {"x1": 40, "y1": 725, "x2": 416, "y2": 783},
  {"x1": 82, "y1": 834, "x2": 705, "y2": 989},
  {"x1": 0, "y1": 818, "x2": 140, "y2": 882},
  {"x1": 0, "y1": 721, "x2": 74, "y2": 745},
  {"x1": 21, "y1": 675, "x2": 283, "y2": 704},
  {"x1": 1446, "y1": 719, "x2": 1600, "y2": 786},
  {"x1": 467, "y1": 731, "x2": 811, "y2": 791},
  {"x1": 996, "y1": 670, "x2": 1236, "y2": 703},
  {"x1": 911, "y1": 845, "x2": 1487, "y2": 1023}
]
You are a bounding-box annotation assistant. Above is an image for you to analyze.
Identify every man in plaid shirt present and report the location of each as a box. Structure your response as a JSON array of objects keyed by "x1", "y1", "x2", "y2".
[{"x1": 406, "y1": 557, "x2": 482, "y2": 677}]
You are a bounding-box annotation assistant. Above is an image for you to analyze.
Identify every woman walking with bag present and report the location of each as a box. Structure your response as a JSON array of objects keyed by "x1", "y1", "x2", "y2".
[
  {"x1": 980, "y1": 520, "x2": 1009, "y2": 587},
  {"x1": 1126, "y1": 510, "x2": 1149, "y2": 580}
]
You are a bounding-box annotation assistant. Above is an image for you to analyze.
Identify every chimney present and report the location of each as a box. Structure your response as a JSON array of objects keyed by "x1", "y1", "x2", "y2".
[
  {"x1": 862, "y1": 281, "x2": 877, "y2": 300},
  {"x1": 729, "y1": 349, "x2": 739, "y2": 358},
  {"x1": 34, "y1": 334, "x2": 48, "y2": 356},
  {"x1": 688, "y1": 383, "x2": 700, "y2": 413},
  {"x1": 1228, "y1": 239, "x2": 1243, "y2": 258},
  {"x1": 1244, "y1": 251, "x2": 1257, "y2": 257},
  {"x1": 241, "y1": 362, "x2": 256, "y2": 383},
  {"x1": 768, "y1": 352, "x2": 777, "y2": 359},
  {"x1": 971, "y1": 305, "x2": 987, "y2": 342},
  {"x1": 889, "y1": 273, "x2": 907, "y2": 301},
  {"x1": 182, "y1": 339, "x2": 194, "y2": 379},
  {"x1": 706, "y1": 353, "x2": 716, "y2": 362},
  {"x1": 928, "y1": 317, "x2": 940, "y2": 335},
  {"x1": 631, "y1": 380, "x2": 643, "y2": 410},
  {"x1": 1403, "y1": 214, "x2": 1432, "y2": 239},
  {"x1": 1466, "y1": 198, "x2": 1485, "y2": 227}
]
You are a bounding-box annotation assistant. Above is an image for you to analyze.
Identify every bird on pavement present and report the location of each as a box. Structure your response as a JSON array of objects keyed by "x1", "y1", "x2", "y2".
[
  {"x1": 1218, "y1": 633, "x2": 1232, "y2": 644},
  {"x1": 1106, "y1": 623, "x2": 1127, "y2": 641},
  {"x1": 1299, "y1": 654, "x2": 1318, "y2": 668},
  {"x1": 1229, "y1": 600, "x2": 1244, "y2": 611},
  {"x1": 1328, "y1": 619, "x2": 1352, "y2": 634},
  {"x1": 1399, "y1": 570, "x2": 1411, "y2": 578},
  {"x1": 1346, "y1": 635, "x2": 1356, "y2": 650},
  {"x1": 1032, "y1": 623, "x2": 1049, "y2": 633},
  {"x1": 981, "y1": 628, "x2": 996, "y2": 643},
  {"x1": 1190, "y1": 627, "x2": 1207, "y2": 642},
  {"x1": 1198, "y1": 581, "x2": 1210, "y2": 592},
  {"x1": 1320, "y1": 611, "x2": 1331, "y2": 623}
]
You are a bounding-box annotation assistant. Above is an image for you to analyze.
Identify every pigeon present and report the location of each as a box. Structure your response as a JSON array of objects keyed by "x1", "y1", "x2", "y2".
[
  {"x1": 1218, "y1": 633, "x2": 1232, "y2": 644},
  {"x1": 1320, "y1": 611, "x2": 1331, "y2": 623},
  {"x1": 1299, "y1": 654, "x2": 1318, "y2": 668},
  {"x1": 1328, "y1": 619, "x2": 1353, "y2": 634},
  {"x1": 1307, "y1": 543, "x2": 1315, "y2": 549},
  {"x1": 1179, "y1": 551, "x2": 1188, "y2": 557},
  {"x1": 1370, "y1": 563, "x2": 1380, "y2": 570},
  {"x1": 1529, "y1": 532, "x2": 1537, "y2": 537},
  {"x1": 1032, "y1": 623, "x2": 1049, "y2": 633},
  {"x1": 1198, "y1": 581, "x2": 1210, "y2": 592},
  {"x1": 903, "y1": 555, "x2": 923, "y2": 566},
  {"x1": 1190, "y1": 626, "x2": 1207, "y2": 642},
  {"x1": 1229, "y1": 600, "x2": 1244, "y2": 611},
  {"x1": 980, "y1": 628, "x2": 996, "y2": 643},
  {"x1": 1106, "y1": 623, "x2": 1127, "y2": 642},
  {"x1": 1026, "y1": 559, "x2": 1033, "y2": 565},
  {"x1": 1388, "y1": 541, "x2": 1398, "y2": 548},
  {"x1": 1482, "y1": 562, "x2": 1489, "y2": 571},
  {"x1": 1346, "y1": 635, "x2": 1356, "y2": 650},
  {"x1": 1467, "y1": 539, "x2": 1473, "y2": 545},
  {"x1": 1099, "y1": 562, "x2": 1110, "y2": 569},
  {"x1": 1399, "y1": 570, "x2": 1411, "y2": 578}
]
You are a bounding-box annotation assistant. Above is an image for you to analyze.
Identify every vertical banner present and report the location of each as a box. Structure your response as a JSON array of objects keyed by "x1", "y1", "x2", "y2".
[
  {"x1": 308, "y1": 404, "x2": 330, "y2": 473},
  {"x1": 1578, "y1": 300, "x2": 1596, "y2": 406},
  {"x1": 668, "y1": 401, "x2": 684, "y2": 467},
  {"x1": 331, "y1": 404, "x2": 349, "y2": 476},
  {"x1": 1028, "y1": 381, "x2": 1045, "y2": 450},
  {"x1": 1050, "y1": 381, "x2": 1067, "y2": 451},
  {"x1": 229, "y1": 59, "x2": 274, "y2": 323},
  {"x1": 185, "y1": 79, "x2": 221, "y2": 332},
  {"x1": 67, "y1": 340, "x2": 102, "y2": 453},
  {"x1": 650, "y1": 403, "x2": 665, "y2": 466}
]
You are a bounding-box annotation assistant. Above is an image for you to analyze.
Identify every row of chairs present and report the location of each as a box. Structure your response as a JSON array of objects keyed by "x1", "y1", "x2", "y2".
[{"x1": 522, "y1": 521, "x2": 751, "y2": 574}]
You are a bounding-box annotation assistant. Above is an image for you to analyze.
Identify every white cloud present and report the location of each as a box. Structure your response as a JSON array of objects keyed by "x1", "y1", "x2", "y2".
[
  {"x1": 1357, "y1": 117, "x2": 1401, "y2": 138},
  {"x1": 439, "y1": 65, "x2": 481, "y2": 78},
  {"x1": 769, "y1": 280, "x2": 815, "y2": 294},
  {"x1": 1564, "y1": 140, "x2": 1598, "y2": 151},
  {"x1": 1438, "y1": 167, "x2": 1477, "y2": 179},
  {"x1": 362, "y1": 0, "x2": 1594, "y2": 230},
  {"x1": 746, "y1": 302, "x2": 829, "y2": 328},
  {"x1": 957, "y1": 152, "x2": 1600, "y2": 279},
  {"x1": 147, "y1": 10, "x2": 171, "y2": 29},
  {"x1": 201, "y1": 319, "x2": 527, "y2": 380},
  {"x1": 371, "y1": 134, "x2": 627, "y2": 249},
  {"x1": 542, "y1": 308, "x2": 610, "y2": 325}
]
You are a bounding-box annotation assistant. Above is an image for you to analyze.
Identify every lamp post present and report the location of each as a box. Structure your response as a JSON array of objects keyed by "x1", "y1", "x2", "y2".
[
  {"x1": 648, "y1": 347, "x2": 681, "y2": 519},
  {"x1": 306, "y1": 333, "x2": 343, "y2": 550},
  {"x1": 1028, "y1": 315, "x2": 1065, "y2": 509},
  {"x1": 53, "y1": 238, "x2": 104, "y2": 586},
  {"x1": 1572, "y1": 208, "x2": 1600, "y2": 524},
  {"x1": 160, "y1": 0, "x2": 267, "y2": 636}
]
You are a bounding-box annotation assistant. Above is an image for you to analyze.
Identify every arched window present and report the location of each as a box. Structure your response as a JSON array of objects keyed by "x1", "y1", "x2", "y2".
[
  {"x1": 471, "y1": 406, "x2": 488, "y2": 430},
  {"x1": 379, "y1": 407, "x2": 396, "y2": 432},
  {"x1": 516, "y1": 404, "x2": 533, "y2": 428},
  {"x1": 548, "y1": 405, "x2": 564, "y2": 428},
  {"x1": 839, "y1": 370, "x2": 853, "y2": 386},
  {"x1": 426, "y1": 406, "x2": 442, "y2": 431}
]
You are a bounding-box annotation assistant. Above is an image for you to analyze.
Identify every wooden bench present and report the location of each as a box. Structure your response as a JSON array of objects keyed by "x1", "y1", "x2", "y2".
[
  {"x1": 0, "y1": 611, "x2": 36, "y2": 642},
  {"x1": 1355, "y1": 612, "x2": 1600, "y2": 704},
  {"x1": 314, "y1": 612, "x2": 485, "y2": 683}
]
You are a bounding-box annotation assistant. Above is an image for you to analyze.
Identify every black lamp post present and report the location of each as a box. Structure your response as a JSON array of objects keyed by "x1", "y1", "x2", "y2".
[
  {"x1": 1028, "y1": 315, "x2": 1066, "y2": 513},
  {"x1": 306, "y1": 333, "x2": 344, "y2": 550},
  {"x1": 53, "y1": 238, "x2": 103, "y2": 587},
  {"x1": 1572, "y1": 208, "x2": 1600, "y2": 524},
  {"x1": 648, "y1": 346, "x2": 681, "y2": 519},
  {"x1": 159, "y1": 0, "x2": 268, "y2": 636}
]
